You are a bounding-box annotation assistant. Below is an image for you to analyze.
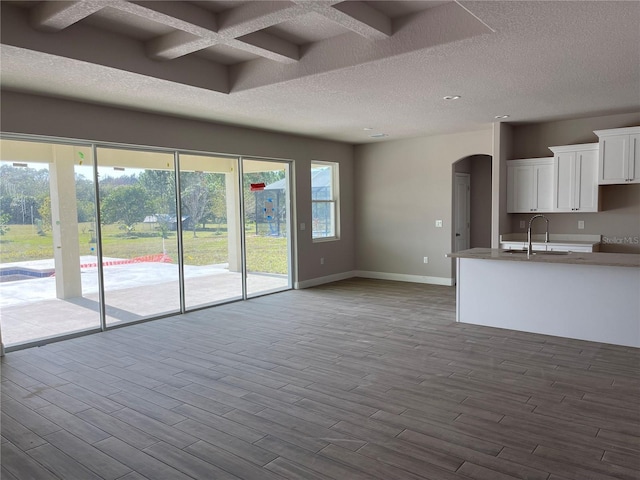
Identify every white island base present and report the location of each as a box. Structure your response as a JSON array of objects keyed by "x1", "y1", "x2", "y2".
[{"x1": 454, "y1": 253, "x2": 640, "y2": 348}]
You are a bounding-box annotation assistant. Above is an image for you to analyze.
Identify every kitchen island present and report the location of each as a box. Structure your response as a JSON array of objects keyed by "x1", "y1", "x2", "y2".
[{"x1": 448, "y1": 248, "x2": 640, "y2": 347}]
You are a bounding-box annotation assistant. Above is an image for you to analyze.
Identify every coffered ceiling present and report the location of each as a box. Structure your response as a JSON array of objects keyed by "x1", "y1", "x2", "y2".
[{"x1": 1, "y1": 1, "x2": 639, "y2": 143}]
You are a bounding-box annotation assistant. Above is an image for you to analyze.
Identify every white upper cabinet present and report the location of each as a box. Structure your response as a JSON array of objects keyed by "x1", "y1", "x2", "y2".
[
  {"x1": 594, "y1": 127, "x2": 640, "y2": 184},
  {"x1": 549, "y1": 143, "x2": 599, "y2": 212},
  {"x1": 507, "y1": 158, "x2": 554, "y2": 213}
]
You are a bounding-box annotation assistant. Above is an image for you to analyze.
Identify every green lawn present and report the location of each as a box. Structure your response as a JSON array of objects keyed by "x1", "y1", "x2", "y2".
[{"x1": 0, "y1": 223, "x2": 288, "y2": 274}]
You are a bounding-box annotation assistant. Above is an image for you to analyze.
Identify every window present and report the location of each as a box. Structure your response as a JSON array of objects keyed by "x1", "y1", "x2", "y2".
[{"x1": 311, "y1": 161, "x2": 339, "y2": 240}]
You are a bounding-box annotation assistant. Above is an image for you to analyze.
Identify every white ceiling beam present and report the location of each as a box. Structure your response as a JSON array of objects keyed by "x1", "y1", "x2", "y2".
[
  {"x1": 231, "y1": 2, "x2": 493, "y2": 93},
  {"x1": 236, "y1": 31, "x2": 299, "y2": 63},
  {"x1": 217, "y1": 1, "x2": 305, "y2": 38},
  {"x1": 331, "y1": 1, "x2": 392, "y2": 38},
  {"x1": 30, "y1": 1, "x2": 105, "y2": 32},
  {"x1": 146, "y1": 31, "x2": 216, "y2": 61},
  {"x1": 118, "y1": 2, "x2": 220, "y2": 60},
  {"x1": 121, "y1": 1, "x2": 299, "y2": 63},
  {"x1": 147, "y1": 30, "x2": 299, "y2": 63},
  {"x1": 117, "y1": 1, "x2": 219, "y2": 36},
  {"x1": 297, "y1": 1, "x2": 392, "y2": 39},
  {"x1": 1, "y1": 4, "x2": 230, "y2": 94}
]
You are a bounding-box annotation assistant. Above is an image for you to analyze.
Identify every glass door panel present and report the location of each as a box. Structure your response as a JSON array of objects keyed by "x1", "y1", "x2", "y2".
[
  {"x1": 96, "y1": 147, "x2": 179, "y2": 325},
  {"x1": 242, "y1": 159, "x2": 291, "y2": 297},
  {"x1": 0, "y1": 139, "x2": 100, "y2": 346},
  {"x1": 179, "y1": 154, "x2": 242, "y2": 309}
]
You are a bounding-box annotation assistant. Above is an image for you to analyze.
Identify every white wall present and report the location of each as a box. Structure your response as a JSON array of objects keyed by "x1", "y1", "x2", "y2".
[
  {"x1": 354, "y1": 129, "x2": 493, "y2": 284},
  {"x1": 0, "y1": 91, "x2": 356, "y2": 284}
]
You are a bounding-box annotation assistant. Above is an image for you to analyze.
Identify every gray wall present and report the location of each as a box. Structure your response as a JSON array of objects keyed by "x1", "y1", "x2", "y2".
[
  {"x1": 454, "y1": 154, "x2": 492, "y2": 248},
  {"x1": 470, "y1": 155, "x2": 492, "y2": 248},
  {"x1": 354, "y1": 129, "x2": 493, "y2": 283},
  {"x1": 493, "y1": 123, "x2": 512, "y2": 248},
  {"x1": 0, "y1": 91, "x2": 356, "y2": 283},
  {"x1": 508, "y1": 111, "x2": 640, "y2": 253}
]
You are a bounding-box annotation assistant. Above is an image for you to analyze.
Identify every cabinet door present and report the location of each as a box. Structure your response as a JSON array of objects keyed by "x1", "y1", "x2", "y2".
[
  {"x1": 534, "y1": 162, "x2": 554, "y2": 211},
  {"x1": 554, "y1": 152, "x2": 574, "y2": 212},
  {"x1": 599, "y1": 135, "x2": 629, "y2": 184},
  {"x1": 576, "y1": 150, "x2": 598, "y2": 211},
  {"x1": 629, "y1": 134, "x2": 640, "y2": 183},
  {"x1": 507, "y1": 165, "x2": 533, "y2": 213}
]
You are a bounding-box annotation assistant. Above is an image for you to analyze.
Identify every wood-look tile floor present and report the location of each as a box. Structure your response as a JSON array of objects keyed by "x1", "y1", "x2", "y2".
[{"x1": 1, "y1": 278, "x2": 639, "y2": 480}]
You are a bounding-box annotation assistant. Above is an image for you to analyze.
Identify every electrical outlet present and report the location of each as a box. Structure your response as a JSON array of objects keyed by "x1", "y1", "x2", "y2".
[
  {"x1": 435, "y1": 220, "x2": 443, "y2": 228},
  {"x1": 578, "y1": 220, "x2": 585, "y2": 230},
  {"x1": 320, "y1": 257, "x2": 324, "y2": 265},
  {"x1": 423, "y1": 257, "x2": 428, "y2": 264},
  {"x1": 300, "y1": 223, "x2": 306, "y2": 231},
  {"x1": 520, "y1": 220, "x2": 525, "y2": 229}
]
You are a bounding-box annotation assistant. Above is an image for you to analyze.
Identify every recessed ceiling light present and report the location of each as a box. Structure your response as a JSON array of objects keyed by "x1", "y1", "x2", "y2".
[
  {"x1": 363, "y1": 127, "x2": 373, "y2": 131},
  {"x1": 443, "y1": 95, "x2": 461, "y2": 100},
  {"x1": 369, "y1": 133, "x2": 388, "y2": 138},
  {"x1": 494, "y1": 115, "x2": 510, "y2": 119}
]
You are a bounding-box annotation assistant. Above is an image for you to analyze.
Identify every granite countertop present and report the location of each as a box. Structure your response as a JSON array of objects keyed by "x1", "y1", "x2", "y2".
[{"x1": 447, "y1": 248, "x2": 640, "y2": 268}]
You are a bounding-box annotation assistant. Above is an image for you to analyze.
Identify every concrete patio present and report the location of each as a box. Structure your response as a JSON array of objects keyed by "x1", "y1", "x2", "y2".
[{"x1": 0, "y1": 258, "x2": 289, "y2": 347}]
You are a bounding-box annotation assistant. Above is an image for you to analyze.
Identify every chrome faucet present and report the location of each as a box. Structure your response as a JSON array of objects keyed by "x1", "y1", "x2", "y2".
[{"x1": 528, "y1": 214, "x2": 550, "y2": 258}]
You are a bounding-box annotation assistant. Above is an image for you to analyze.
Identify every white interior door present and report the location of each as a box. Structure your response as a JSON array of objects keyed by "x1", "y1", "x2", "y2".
[{"x1": 454, "y1": 173, "x2": 471, "y2": 252}]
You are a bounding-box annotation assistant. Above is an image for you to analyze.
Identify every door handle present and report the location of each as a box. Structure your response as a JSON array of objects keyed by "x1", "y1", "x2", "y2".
[{"x1": 455, "y1": 233, "x2": 461, "y2": 237}]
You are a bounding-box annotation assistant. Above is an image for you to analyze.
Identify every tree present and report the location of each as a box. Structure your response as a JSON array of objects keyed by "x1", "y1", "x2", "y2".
[
  {"x1": 101, "y1": 185, "x2": 149, "y2": 234},
  {"x1": 0, "y1": 165, "x2": 49, "y2": 225},
  {"x1": 0, "y1": 164, "x2": 49, "y2": 200},
  {"x1": 0, "y1": 214, "x2": 10, "y2": 236},
  {"x1": 181, "y1": 181, "x2": 210, "y2": 238},
  {"x1": 0, "y1": 195, "x2": 13, "y2": 221},
  {"x1": 138, "y1": 170, "x2": 175, "y2": 214},
  {"x1": 138, "y1": 170, "x2": 175, "y2": 238},
  {"x1": 206, "y1": 174, "x2": 227, "y2": 232},
  {"x1": 76, "y1": 201, "x2": 95, "y2": 223},
  {"x1": 38, "y1": 196, "x2": 52, "y2": 233}
]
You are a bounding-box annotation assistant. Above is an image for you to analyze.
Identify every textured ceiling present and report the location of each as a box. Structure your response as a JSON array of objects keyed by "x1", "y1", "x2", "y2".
[{"x1": 1, "y1": 1, "x2": 639, "y2": 144}]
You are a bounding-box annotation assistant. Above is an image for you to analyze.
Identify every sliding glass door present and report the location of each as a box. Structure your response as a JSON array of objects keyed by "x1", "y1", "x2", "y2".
[
  {"x1": 1, "y1": 135, "x2": 294, "y2": 350},
  {"x1": 242, "y1": 159, "x2": 291, "y2": 297},
  {"x1": 96, "y1": 147, "x2": 180, "y2": 326},
  {"x1": 0, "y1": 139, "x2": 100, "y2": 346},
  {"x1": 179, "y1": 154, "x2": 243, "y2": 309}
]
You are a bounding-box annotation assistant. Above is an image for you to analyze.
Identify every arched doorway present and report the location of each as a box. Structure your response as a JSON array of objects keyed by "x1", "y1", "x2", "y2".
[{"x1": 451, "y1": 154, "x2": 492, "y2": 281}]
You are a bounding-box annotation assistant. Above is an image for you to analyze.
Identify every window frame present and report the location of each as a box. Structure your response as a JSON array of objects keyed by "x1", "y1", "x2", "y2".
[{"x1": 311, "y1": 161, "x2": 339, "y2": 242}]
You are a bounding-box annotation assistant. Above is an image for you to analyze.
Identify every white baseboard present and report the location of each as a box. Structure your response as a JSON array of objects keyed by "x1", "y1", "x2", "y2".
[
  {"x1": 355, "y1": 270, "x2": 454, "y2": 286},
  {"x1": 296, "y1": 270, "x2": 454, "y2": 289},
  {"x1": 295, "y1": 271, "x2": 357, "y2": 289}
]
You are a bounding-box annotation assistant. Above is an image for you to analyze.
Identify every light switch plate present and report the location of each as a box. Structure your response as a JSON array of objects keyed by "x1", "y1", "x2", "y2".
[
  {"x1": 578, "y1": 220, "x2": 584, "y2": 230},
  {"x1": 435, "y1": 220, "x2": 443, "y2": 228},
  {"x1": 520, "y1": 220, "x2": 525, "y2": 229},
  {"x1": 300, "y1": 223, "x2": 306, "y2": 231}
]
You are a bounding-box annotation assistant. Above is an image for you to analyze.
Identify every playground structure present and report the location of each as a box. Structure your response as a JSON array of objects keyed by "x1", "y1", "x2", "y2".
[{"x1": 251, "y1": 186, "x2": 287, "y2": 237}]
